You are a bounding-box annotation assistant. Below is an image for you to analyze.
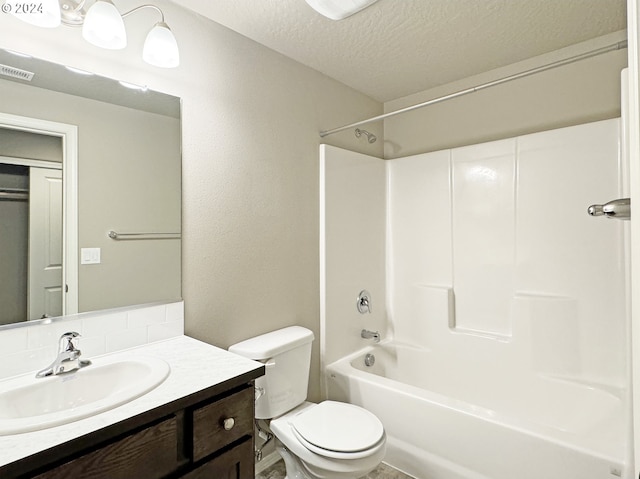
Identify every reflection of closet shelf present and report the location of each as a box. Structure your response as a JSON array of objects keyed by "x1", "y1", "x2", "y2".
[
  {"x1": 0, "y1": 188, "x2": 28, "y2": 201},
  {"x1": 107, "y1": 230, "x2": 181, "y2": 240}
]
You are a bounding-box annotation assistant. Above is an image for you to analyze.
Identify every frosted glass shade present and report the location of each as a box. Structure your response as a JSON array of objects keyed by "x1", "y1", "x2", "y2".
[
  {"x1": 143, "y1": 22, "x2": 179, "y2": 68},
  {"x1": 82, "y1": 0, "x2": 126, "y2": 50},
  {"x1": 304, "y1": 0, "x2": 380, "y2": 20},
  {"x1": 7, "y1": 0, "x2": 61, "y2": 28}
]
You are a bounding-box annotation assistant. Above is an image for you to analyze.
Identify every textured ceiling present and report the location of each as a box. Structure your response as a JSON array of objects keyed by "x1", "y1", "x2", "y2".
[{"x1": 176, "y1": 0, "x2": 627, "y2": 102}]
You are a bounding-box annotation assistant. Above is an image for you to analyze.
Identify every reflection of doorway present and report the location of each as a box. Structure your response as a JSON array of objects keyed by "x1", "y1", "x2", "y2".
[
  {"x1": 0, "y1": 163, "x2": 63, "y2": 323},
  {"x1": 0, "y1": 113, "x2": 78, "y2": 323},
  {"x1": 0, "y1": 164, "x2": 29, "y2": 324},
  {"x1": 29, "y1": 167, "x2": 63, "y2": 320}
]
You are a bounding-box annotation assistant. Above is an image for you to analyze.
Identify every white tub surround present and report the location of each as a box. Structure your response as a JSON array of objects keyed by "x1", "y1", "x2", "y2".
[
  {"x1": 0, "y1": 335, "x2": 264, "y2": 470},
  {"x1": 319, "y1": 145, "x2": 387, "y2": 369},
  {"x1": 387, "y1": 119, "x2": 625, "y2": 388},
  {"x1": 321, "y1": 118, "x2": 629, "y2": 479}
]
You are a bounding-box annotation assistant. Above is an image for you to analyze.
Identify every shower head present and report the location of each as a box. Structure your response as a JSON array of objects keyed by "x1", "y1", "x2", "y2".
[{"x1": 355, "y1": 128, "x2": 376, "y2": 144}]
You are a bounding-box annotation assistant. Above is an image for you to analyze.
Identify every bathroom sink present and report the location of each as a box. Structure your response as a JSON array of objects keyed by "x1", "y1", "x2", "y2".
[{"x1": 0, "y1": 356, "x2": 170, "y2": 435}]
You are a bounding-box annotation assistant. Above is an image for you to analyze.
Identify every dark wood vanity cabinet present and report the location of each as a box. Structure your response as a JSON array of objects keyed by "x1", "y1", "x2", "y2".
[
  {"x1": 32, "y1": 417, "x2": 181, "y2": 479},
  {"x1": 2, "y1": 378, "x2": 260, "y2": 479}
]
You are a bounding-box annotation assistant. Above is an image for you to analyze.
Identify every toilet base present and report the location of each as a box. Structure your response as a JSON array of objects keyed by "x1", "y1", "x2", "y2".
[
  {"x1": 276, "y1": 442, "x2": 314, "y2": 479},
  {"x1": 275, "y1": 440, "x2": 378, "y2": 479}
]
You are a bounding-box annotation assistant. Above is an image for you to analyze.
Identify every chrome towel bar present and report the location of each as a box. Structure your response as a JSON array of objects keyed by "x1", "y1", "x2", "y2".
[{"x1": 107, "y1": 230, "x2": 181, "y2": 240}]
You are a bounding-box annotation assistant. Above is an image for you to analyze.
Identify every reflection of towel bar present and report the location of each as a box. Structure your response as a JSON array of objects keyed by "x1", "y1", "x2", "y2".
[
  {"x1": 0, "y1": 188, "x2": 28, "y2": 201},
  {"x1": 107, "y1": 230, "x2": 181, "y2": 240}
]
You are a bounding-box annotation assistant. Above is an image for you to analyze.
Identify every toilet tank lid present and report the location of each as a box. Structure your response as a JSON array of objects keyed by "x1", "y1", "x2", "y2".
[{"x1": 228, "y1": 326, "x2": 314, "y2": 360}]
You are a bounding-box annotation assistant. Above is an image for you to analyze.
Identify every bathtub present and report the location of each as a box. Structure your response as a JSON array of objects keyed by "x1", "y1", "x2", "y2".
[{"x1": 325, "y1": 341, "x2": 627, "y2": 479}]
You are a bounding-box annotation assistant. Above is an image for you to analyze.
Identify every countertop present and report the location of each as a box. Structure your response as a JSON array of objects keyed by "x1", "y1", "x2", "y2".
[{"x1": 0, "y1": 335, "x2": 264, "y2": 468}]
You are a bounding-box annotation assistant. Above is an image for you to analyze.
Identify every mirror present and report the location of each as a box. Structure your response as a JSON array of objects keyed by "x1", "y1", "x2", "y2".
[{"x1": 0, "y1": 48, "x2": 181, "y2": 327}]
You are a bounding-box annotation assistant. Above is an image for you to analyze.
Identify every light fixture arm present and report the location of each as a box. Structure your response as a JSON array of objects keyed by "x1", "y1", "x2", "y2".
[
  {"x1": 121, "y1": 4, "x2": 165, "y2": 23},
  {"x1": 59, "y1": 1, "x2": 165, "y2": 26},
  {"x1": 64, "y1": 0, "x2": 87, "y2": 15},
  {"x1": 59, "y1": 0, "x2": 87, "y2": 27}
]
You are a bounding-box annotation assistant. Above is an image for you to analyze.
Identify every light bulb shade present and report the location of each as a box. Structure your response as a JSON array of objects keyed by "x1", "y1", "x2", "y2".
[
  {"x1": 304, "y1": 0, "x2": 380, "y2": 20},
  {"x1": 7, "y1": 0, "x2": 61, "y2": 28},
  {"x1": 82, "y1": 0, "x2": 126, "y2": 50},
  {"x1": 143, "y1": 22, "x2": 179, "y2": 68}
]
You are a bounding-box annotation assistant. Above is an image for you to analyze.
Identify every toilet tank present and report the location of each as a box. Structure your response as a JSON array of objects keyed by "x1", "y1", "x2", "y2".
[{"x1": 229, "y1": 326, "x2": 314, "y2": 419}]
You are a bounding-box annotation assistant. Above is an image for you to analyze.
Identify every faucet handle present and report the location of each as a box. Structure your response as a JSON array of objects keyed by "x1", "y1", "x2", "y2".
[
  {"x1": 59, "y1": 332, "x2": 81, "y2": 352},
  {"x1": 357, "y1": 290, "x2": 372, "y2": 314}
]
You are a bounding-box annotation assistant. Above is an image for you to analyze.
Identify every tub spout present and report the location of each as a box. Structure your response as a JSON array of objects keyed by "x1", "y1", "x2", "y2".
[{"x1": 361, "y1": 329, "x2": 380, "y2": 343}]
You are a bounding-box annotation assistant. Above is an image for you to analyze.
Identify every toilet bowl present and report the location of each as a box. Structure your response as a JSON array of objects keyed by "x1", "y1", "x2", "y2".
[
  {"x1": 228, "y1": 326, "x2": 386, "y2": 479},
  {"x1": 270, "y1": 401, "x2": 386, "y2": 479}
]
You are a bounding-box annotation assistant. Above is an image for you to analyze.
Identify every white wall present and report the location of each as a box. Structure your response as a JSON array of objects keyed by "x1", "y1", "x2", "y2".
[{"x1": 0, "y1": 1, "x2": 383, "y2": 401}]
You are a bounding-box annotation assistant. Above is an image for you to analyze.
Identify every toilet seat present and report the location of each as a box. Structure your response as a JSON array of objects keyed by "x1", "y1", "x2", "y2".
[
  {"x1": 270, "y1": 401, "x2": 387, "y2": 477},
  {"x1": 288, "y1": 401, "x2": 385, "y2": 459}
]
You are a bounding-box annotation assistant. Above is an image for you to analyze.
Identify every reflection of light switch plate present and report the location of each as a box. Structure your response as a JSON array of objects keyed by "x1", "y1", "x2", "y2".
[{"x1": 81, "y1": 248, "x2": 101, "y2": 265}]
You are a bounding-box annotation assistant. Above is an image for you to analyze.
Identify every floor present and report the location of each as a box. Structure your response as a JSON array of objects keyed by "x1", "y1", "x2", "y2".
[{"x1": 256, "y1": 458, "x2": 415, "y2": 479}]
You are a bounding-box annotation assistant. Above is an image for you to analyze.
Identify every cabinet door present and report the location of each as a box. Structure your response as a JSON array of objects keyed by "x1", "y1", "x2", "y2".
[
  {"x1": 182, "y1": 440, "x2": 254, "y2": 479},
  {"x1": 33, "y1": 417, "x2": 178, "y2": 479}
]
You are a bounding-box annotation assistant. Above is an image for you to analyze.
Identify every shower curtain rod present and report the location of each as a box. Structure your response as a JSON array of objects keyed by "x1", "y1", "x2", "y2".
[{"x1": 319, "y1": 39, "x2": 628, "y2": 138}]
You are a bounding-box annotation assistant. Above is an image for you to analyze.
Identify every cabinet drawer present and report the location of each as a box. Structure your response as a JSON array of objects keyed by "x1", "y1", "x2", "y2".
[
  {"x1": 182, "y1": 439, "x2": 254, "y2": 479},
  {"x1": 33, "y1": 416, "x2": 178, "y2": 479},
  {"x1": 192, "y1": 386, "x2": 254, "y2": 462}
]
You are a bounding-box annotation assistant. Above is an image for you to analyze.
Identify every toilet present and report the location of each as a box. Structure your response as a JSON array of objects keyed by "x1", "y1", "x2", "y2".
[{"x1": 229, "y1": 326, "x2": 386, "y2": 479}]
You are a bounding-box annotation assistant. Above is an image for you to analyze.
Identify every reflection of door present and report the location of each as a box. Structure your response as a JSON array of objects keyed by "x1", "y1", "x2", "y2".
[
  {"x1": 28, "y1": 167, "x2": 62, "y2": 320},
  {"x1": 0, "y1": 113, "x2": 78, "y2": 321}
]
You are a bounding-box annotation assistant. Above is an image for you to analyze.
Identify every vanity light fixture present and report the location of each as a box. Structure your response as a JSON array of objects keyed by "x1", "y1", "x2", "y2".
[
  {"x1": 5, "y1": 0, "x2": 180, "y2": 68},
  {"x1": 81, "y1": 0, "x2": 126, "y2": 49},
  {"x1": 304, "y1": 0, "x2": 380, "y2": 20},
  {"x1": 141, "y1": 19, "x2": 180, "y2": 68}
]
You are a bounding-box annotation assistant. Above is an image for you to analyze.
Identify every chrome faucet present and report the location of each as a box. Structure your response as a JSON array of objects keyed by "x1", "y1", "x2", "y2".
[
  {"x1": 361, "y1": 329, "x2": 380, "y2": 343},
  {"x1": 36, "y1": 332, "x2": 91, "y2": 378}
]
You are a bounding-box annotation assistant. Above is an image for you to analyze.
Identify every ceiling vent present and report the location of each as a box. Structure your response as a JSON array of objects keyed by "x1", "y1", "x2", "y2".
[{"x1": 0, "y1": 63, "x2": 35, "y2": 81}]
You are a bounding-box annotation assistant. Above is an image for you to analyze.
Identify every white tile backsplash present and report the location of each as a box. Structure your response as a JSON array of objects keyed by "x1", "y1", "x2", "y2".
[
  {"x1": 106, "y1": 327, "x2": 148, "y2": 353},
  {"x1": 0, "y1": 301, "x2": 184, "y2": 380},
  {"x1": 166, "y1": 302, "x2": 184, "y2": 323},
  {"x1": 147, "y1": 320, "x2": 185, "y2": 343},
  {"x1": 127, "y1": 305, "x2": 167, "y2": 329},
  {"x1": 0, "y1": 327, "x2": 29, "y2": 356},
  {"x1": 82, "y1": 312, "x2": 128, "y2": 337}
]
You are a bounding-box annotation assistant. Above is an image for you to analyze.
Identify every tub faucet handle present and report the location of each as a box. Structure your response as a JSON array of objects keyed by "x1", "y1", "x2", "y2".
[{"x1": 357, "y1": 290, "x2": 372, "y2": 314}]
